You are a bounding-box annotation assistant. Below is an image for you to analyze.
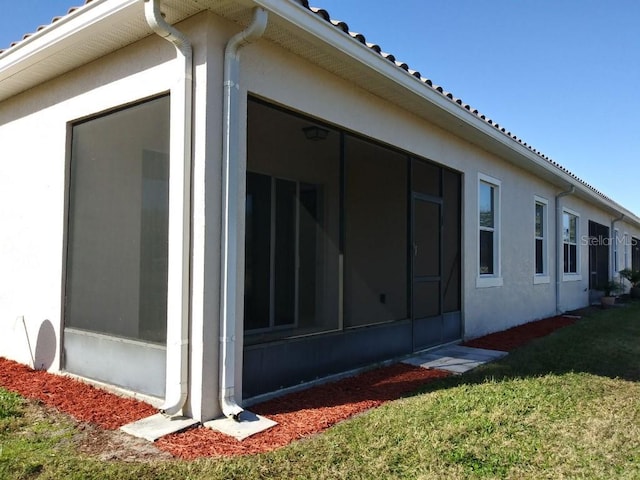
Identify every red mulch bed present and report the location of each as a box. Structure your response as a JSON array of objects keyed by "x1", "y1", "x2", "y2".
[
  {"x1": 0, "y1": 357, "x2": 156, "y2": 429},
  {"x1": 463, "y1": 315, "x2": 577, "y2": 352},
  {"x1": 156, "y1": 364, "x2": 451, "y2": 459},
  {"x1": 0, "y1": 357, "x2": 449, "y2": 459},
  {"x1": 0, "y1": 313, "x2": 578, "y2": 459}
]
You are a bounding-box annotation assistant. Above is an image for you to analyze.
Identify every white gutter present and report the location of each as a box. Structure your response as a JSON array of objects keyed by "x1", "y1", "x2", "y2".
[
  {"x1": 219, "y1": 7, "x2": 268, "y2": 419},
  {"x1": 144, "y1": 0, "x2": 193, "y2": 416},
  {"x1": 555, "y1": 185, "x2": 575, "y2": 314}
]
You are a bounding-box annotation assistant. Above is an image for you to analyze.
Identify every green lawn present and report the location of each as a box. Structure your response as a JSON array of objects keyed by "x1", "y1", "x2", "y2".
[{"x1": 1, "y1": 303, "x2": 639, "y2": 479}]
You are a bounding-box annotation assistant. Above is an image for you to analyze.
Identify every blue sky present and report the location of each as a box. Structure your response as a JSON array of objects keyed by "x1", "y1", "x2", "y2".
[{"x1": 2, "y1": 0, "x2": 639, "y2": 215}]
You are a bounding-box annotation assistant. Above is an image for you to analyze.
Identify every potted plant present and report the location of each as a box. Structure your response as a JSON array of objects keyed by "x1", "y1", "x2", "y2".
[
  {"x1": 598, "y1": 280, "x2": 621, "y2": 307},
  {"x1": 619, "y1": 268, "x2": 640, "y2": 299}
]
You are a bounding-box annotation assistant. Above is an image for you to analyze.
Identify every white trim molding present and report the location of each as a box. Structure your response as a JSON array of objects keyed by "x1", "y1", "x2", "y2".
[
  {"x1": 533, "y1": 195, "x2": 550, "y2": 284},
  {"x1": 562, "y1": 207, "x2": 581, "y2": 281},
  {"x1": 477, "y1": 172, "x2": 502, "y2": 288}
]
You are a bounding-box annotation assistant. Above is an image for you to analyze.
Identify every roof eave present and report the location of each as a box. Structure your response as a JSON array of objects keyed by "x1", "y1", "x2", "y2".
[
  {"x1": 0, "y1": 0, "x2": 138, "y2": 93},
  {"x1": 1, "y1": 0, "x2": 638, "y2": 226},
  {"x1": 0, "y1": 0, "x2": 113, "y2": 62},
  {"x1": 0, "y1": 0, "x2": 202, "y2": 102},
  {"x1": 250, "y1": 0, "x2": 640, "y2": 226}
]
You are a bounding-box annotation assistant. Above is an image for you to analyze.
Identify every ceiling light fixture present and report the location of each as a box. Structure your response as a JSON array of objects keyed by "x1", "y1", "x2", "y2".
[{"x1": 302, "y1": 125, "x2": 329, "y2": 141}]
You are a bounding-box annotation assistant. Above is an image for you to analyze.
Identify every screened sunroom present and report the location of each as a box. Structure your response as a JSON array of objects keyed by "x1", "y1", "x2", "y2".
[{"x1": 243, "y1": 98, "x2": 462, "y2": 398}]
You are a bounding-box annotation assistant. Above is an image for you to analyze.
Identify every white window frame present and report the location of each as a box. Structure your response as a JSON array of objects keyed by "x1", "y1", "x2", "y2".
[
  {"x1": 476, "y1": 173, "x2": 502, "y2": 288},
  {"x1": 613, "y1": 228, "x2": 619, "y2": 277},
  {"x1": 533, "y1": 196, "x2": 550, "y2": 284},
  {"x1": 562, "y1": 208, "x2": 581, "y2": 281},
  {"x1": 245, "y1": 173, "x2": 302, "y2": 333},
  {"x1": 624, "y1": 232, "x2": 630, "y2": 269}
]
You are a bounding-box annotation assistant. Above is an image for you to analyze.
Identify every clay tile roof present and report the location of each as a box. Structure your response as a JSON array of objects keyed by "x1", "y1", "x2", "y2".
[
  {"x1": 304, "y1": 1, "x2": 617, "y2": 203},
  {"x1": 366, "y1": 42, "x2": 382, "y2": 53},
  {"x1": 310, "y1": 7, "x2": 331, "y2": 22},
  {"x1": 0, "y1": 0, "x2": 621, "y2": 205},
  {"x1": 330, "y1": 19, "x2": 349, "y2": 33},
  {"x1": 0, "y1": 0, "x2": 94, "y2": 54},
  {"x1": 381, "y1": 52, "x2": 396, "y2": 63},
  {"x1": 350, "y1": 32, "x2": 366, "y2": 44}
]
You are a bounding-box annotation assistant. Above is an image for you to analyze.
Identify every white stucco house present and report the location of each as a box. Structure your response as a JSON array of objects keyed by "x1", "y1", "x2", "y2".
[{"x1": 1, "y1": 0, "x2": 639, "y2": 423}]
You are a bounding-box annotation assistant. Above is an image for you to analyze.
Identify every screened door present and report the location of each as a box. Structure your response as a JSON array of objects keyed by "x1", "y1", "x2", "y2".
[
  {"x1": 411, "y1": 160, "x2": 461, "y2": 350},
  {"x1": 412, "y1": 195, "x2": 442, "y2": 348},
  {"x1": 588, "y1": 221, "x2": 609, "y2": 290}
]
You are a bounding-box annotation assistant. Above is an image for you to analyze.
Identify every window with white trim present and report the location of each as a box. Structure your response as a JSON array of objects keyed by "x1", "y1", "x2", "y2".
[
  {"x1": 624, "y1": 233, "x2": 630, "y2": 268},
  {"x1": 478, "y1": 175, "x2": 501, "y2": 282},
  {"x1": 563, "y1": 211, "x2": 579, "y2": 274},
  {"x1": 534, "y1": 198, "x2": 548, "y2": 276},
  {"x1": 613, "y1": 228, "x2": 619, "y2": 274}
]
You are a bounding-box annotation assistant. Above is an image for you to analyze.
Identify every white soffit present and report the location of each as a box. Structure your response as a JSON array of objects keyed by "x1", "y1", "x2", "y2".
[{"x1": 0, "y1": 0, "x2": 202, "y2": 101}]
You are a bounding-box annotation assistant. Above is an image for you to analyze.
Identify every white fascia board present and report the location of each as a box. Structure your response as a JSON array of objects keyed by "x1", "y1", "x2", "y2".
[
  {"x1": 251, "y1": 0, "x2": 541, "y2": 156},
  {"x1": 252, "y1": 0, "x2": 478, "y2": 125},
  {"x1": 0, "y1": 0, "x2": 140, "y2": 80},
  {"x1": 249, "y1": 0, "x2": 640, "y2": 227}
]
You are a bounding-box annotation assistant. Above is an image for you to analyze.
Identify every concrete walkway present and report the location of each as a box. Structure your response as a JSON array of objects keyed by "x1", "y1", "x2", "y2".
[{"x1": 402, "y1": 344, "x2": 507, "y2": 374}]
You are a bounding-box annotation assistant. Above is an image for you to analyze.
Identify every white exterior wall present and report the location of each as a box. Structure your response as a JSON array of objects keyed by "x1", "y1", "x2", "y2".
[
  {"x1": 612, "y1": 219, "x2": 640, "y2": 287},
  {"x1": 235, "y1": 34, "x2": 573, "y2": 341},
  {"x1": 556, "y1": 196, "x2": 640, "y2": 306},
  {"x1": 234, "y1": 30, "x2": 640, "y2": 342},
  {"x1": 0, "y1": 13, "x2": 229, "y2": 420},
  {"x1": 2, "y1": 6, "x2": 640, "y2": 415},
  {"x1": 558, "y1": 195, "x2": 600, "y2": 311},
  {"x1": 464, "y1": 166, "x2": 559, "y2": 337},
  {"x1": 616, "y1": 220, "x2": 640, "y2": 286},
  {"x1": 0, "y1": 33, "x2": 174, "y2": 367}
]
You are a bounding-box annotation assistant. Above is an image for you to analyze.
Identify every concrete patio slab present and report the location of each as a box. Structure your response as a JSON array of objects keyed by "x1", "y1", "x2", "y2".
[
  {"x1": 205, "y1": 410, "x2": 278, "y2": 441},
  {"x1": 403, "y1": 344, "x2": 507, "y2": 374},
  {"x1": 120, "y1": 413, "x2": 199, "y2": 442}
]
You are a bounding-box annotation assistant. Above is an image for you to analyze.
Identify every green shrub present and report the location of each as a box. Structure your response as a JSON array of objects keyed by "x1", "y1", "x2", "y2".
[{"x1": 619, "y1": 268, "x2": 640, "y2": 288}]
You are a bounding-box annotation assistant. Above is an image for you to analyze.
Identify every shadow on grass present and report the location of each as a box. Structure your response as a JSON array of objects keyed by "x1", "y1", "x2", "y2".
[{"x1": 412, "y1": 301, "x2": 640, "y2": 397}]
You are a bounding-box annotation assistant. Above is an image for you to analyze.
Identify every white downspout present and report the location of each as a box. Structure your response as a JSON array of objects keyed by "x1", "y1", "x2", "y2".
[
  {"x1": 220, "y1": 8, "x2": 268, "y2": 419},
  {"x1": 144, "y1": 0, "x2": 193, "y2": 416},
  {"x1": 555, "y1": 185, "x2": 575, "y2": 314}
]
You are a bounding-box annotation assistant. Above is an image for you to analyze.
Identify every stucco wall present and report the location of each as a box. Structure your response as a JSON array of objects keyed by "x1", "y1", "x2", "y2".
[
  {"x1": 0, "y1": 12, "x2": 223, "y2": 419},
  {"x1": 2, "y1": 7, "x2": 640, "y2": 416},
  {"x1": 0, "y1": 38, "x2": 174, "y2": 368},
  {"x1": 556, "y1": 195, "x2": 640, "y2": 310},
  {"x1": 236, "y1": 22, "x2": 640, "y2": 340},
  {"x1": 235, "y1": 34, "x2": 590, "y2": 340}
]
